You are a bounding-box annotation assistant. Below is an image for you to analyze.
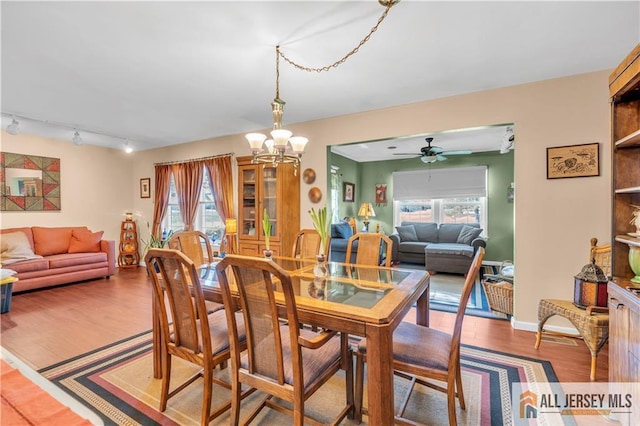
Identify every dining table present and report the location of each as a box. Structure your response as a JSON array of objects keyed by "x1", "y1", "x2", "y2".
[{"x1": 152, "y1": 255, "x2": 430, "y2": 425}]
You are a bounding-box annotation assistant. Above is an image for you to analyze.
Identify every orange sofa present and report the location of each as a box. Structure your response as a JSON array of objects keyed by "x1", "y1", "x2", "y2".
[{"x1": 0, "y1": 226, "x2": 115, "y2": 293}]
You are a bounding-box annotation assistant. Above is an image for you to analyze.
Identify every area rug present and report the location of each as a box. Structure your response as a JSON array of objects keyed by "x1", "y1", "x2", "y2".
[{"x1": 38, "y1": 330, "x2": 558, "y2": 425}]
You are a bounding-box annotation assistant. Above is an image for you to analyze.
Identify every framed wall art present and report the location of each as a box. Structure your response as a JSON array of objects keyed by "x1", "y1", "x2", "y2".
[
  {"x1": 547, "y1": 143, "x2": 600, "y2": 179},
  {"x1": 375, "y1": 184, "x2": 387, "y2": 205},
  {"x1": 1, "y1": 152, "x2": 61, "y2": 211},
  {"x1": 140, "y1": 178, "x2": 151, "y2": 198},
  {"x1": 343, "y1": 182, "x2": 355, "y2": 202}
]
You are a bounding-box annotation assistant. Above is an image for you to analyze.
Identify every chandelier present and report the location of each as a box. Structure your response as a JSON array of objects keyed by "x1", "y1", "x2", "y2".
[
  {"x1": 245, "y1": 46, "x2": 308, "y2": 169},
  {"x1": 245, "y1": 0, "x2": 399, "y2": 171}
]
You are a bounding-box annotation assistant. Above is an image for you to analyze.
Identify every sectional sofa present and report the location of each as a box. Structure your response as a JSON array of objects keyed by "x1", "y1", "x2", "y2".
[
  {"x1": 0, "y1": 226, "x2": 115, "y2": 292},
  {"x1": 390, "y1": 221, "x2": 486, "y2": 274}
]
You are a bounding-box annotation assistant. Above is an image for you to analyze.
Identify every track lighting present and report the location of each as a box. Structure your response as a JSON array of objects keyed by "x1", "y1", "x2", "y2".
[
  {"x1": 500, "y1": 126, "x2": 515, "y2": 154},
  {"x1": 6, "y1": 117, "x2": 20, "y2": 135},
  {"x1": 72, "y1": 130, "x2": 83, "y2": 146}
]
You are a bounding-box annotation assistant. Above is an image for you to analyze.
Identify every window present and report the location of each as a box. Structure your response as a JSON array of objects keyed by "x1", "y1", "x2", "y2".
[
  {"x1": 330, "y1": 166, "x2": 341, "y2": 223},
  {"x1": 162, "y1": 170, "x2": 225, "y2": 242},
  {"x1": 395, "y1": 197, "x2": 486, "y2": 231},
  {"x1": 392, "y1": 166, "x2": 487, "y2": 233}
]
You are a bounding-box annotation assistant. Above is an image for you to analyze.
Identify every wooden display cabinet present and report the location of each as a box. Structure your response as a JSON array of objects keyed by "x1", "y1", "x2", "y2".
[
  {"x1": 608, "y1": 44, "x2": 640, "y2": 423},
  {"x1": 236, "y1": 156, "x2": 300, "y2": 257},
  {"x1": 118, "y1": 220, "x2": 140, "y2": 268}
]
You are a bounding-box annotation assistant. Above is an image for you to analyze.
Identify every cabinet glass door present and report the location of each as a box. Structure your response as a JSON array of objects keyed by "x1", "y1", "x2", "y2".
[
  {"x1": 241, "y1": 168, "x2": 257, "y2": 237},
  {"x1": 262, "y1": 166, "x2": 277, "y2": 237}
]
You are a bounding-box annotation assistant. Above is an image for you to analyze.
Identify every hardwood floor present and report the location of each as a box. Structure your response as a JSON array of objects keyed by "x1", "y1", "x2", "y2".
[{"x1": 1, "y1": 267, "x2": 608, "y2": 382}]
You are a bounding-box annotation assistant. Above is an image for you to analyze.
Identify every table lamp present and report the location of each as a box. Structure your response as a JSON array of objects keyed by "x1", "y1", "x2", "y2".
[
  {"x1": 225, "y1": 218, "x2": 237, "y2": 254},
  {"x1": 358, "y1": 202, "x2": 376, "y2": 232}
]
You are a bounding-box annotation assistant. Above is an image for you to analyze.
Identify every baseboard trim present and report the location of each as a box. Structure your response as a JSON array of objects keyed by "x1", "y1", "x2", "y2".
[{"x1": 512, "y1": 319, "x2": 578, "y2": 335}]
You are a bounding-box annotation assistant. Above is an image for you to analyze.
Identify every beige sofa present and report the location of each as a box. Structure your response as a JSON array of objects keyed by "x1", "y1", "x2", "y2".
[{"x1": 0, "y1": 226, "x2": 115, "y2": 293}]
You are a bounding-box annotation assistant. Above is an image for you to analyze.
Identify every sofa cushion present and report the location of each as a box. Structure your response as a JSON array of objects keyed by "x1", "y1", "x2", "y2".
[
  {"x1": 438, "y1": 224, "x2": 467, "y2": 243},
  {"x1": 402, "y1": 222, "x2": 438, "y2": 242},
  {"x1": 0, "y1": 231, "x2": 43, "y2": 265},
  {"x1": 399, "y1": 241, "x2": 429, "y2": 254},
  {"x1": 32, "y1": 227, "x2": 83, "y2": 256},
  {"x1": 456, "y1": 225, "x2": 483, "y2": 245},
  {"x1": 395, "y1": 225, "x2": 418, "y2": 242},
  {"x1": 68, "y1": 229, "x2": 104, "y2": 253},
  {"x1": 1, "y1": 227, "x2": 34, "y2": 251},
  {"x1": 425, "y1": 243, "x2": 474, "y2": 258},
  {"x1": 4, "y1": 257, "x2": 49, "y2": 274},
  {"x1": 331, "y1": 222, "x2": 353, "y2": 239},
  {"x1": 47, "y1": 252, "x2": 108, "y2": 269}
]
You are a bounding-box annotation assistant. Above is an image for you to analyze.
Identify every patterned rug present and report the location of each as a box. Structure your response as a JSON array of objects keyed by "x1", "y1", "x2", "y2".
[{"x1": 38, "y1": 330, "x2": 558, "y2": 425}]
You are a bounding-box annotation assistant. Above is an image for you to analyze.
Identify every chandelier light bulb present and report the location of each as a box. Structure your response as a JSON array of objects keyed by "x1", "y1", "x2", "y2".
[
  {"x1": 289, "y1": 136, "x2": 308, "y2": 153},
  {"x1": 246, "y1": 133, "x2": 267, "y2": 151},
  {"x1": 270, "y1": 129, "x2": 292, "y2": 148}
]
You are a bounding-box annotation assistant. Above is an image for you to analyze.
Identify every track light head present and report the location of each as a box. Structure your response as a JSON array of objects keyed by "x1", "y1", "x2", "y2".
[
  {"x1": 6, "y1": 117, "x2": 20, "y2": 135},
  {"x1": 72, "y1": 130, "x2": 83, "y2": 146},
  {"x1": 500, "y1": 126, "x2": 514, "y2": 154}
]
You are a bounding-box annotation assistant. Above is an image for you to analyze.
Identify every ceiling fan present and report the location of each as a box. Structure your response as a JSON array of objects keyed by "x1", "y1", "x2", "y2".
[{"x1": 393, "y1": 137, "x2": 473, "y2": 163}]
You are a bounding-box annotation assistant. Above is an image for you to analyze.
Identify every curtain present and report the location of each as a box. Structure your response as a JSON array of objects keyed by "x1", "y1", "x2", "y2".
[
  {"x1": 204, "y1": 156, "x2": 234, "y2": 251},
  {"x1": 392, "y1": 166, "x2": 487, "y2": 200},
  {"x1": 172, "y1": 161, "x2": 204, "y2": 231},
  {"x1": 152, "y1": 164, "x2": 172, "y2": 237}
]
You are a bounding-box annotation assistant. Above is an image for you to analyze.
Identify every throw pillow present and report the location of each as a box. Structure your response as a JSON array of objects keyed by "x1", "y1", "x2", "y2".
[
  {"x1": 32, "y1": 227, "x2": 74, "y2": 256},
  {"x1": 395, "y1": 225, "x2": 418, "y2": 242},
  {"x1": 68, "y1": 229, "x2": 104, "y2": 253},
  {"x1": 0, "y1": 232, "x2": 42, "y2": 265},
  {"x1": 456, "y1": 225, "x2": 483, "y2": 245},
  {"x1": 331, "y1": 222, "x2": 353, "y2": 239}
]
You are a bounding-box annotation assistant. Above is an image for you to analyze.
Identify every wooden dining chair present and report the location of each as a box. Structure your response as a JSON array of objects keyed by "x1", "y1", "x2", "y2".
[
  {"x1": 215, "y1": 255, "x2": 354, "y2": 425},
  {"x1": 590, "y1": 237, "x2": 611, "y2": 278},
  {"x1": 354, "y1": 247, "x2": 485, "y2": 426},
  {"x1": 292, "y1": 228, "x2": 330, "y2": 259},
  {"x1": 345, "y1": 232, "x2": 393, "y2": 267},
  {"x1": 145, "y1": 248, "x2": 251, "y2": 426},
  {"x1": 167, "y1": 230, "x2": 213, "y2": 267}
]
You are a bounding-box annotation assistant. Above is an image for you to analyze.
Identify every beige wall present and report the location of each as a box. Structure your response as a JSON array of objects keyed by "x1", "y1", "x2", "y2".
[
  {"x1": 1, "y1": 69, "x2": 612, "y2": 330},
  {"x1": 0, "y1": 134, "x2": 133, "y2": 242}
]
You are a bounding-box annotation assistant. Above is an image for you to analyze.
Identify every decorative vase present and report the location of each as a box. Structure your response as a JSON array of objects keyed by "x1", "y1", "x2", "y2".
[
  {"x1": 629, "y1": 245, "x2": 640, "y2": 283},
  {"x1": 263, "y1": 249, "x2": 273, "y2": 260},
  {"x1": 314, "y1": 254, "x2": 328, "y2": 278}
]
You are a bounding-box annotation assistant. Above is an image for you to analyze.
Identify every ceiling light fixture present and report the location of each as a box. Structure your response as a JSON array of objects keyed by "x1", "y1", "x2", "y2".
[
  {"x1": 72, "y1": 130, "x2": 83, "y2": 146},
  {"x1": 6, "y1": 116, "x2": 20, "y2": 135},
  {"x1": 124, "y1": 140, "x2": 133, "y2": 153},
  {"x1": 246, "y1": 0, "x2": 398, "y2": 172},
  {"x1": 500, "y1": 126, "x2": 515, "y2": 154}
]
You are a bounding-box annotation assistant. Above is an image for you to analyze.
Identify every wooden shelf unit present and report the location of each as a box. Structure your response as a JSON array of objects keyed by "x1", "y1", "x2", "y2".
[
  {"x1": 608, "y1": 44, "x2": 640, "y2": 406},
  {"x1": 117, "y1": 220, "x2": 140, "y2": 268},
  {"x1": 236, "y1": 156, "x2": 300, "y2": 257}
]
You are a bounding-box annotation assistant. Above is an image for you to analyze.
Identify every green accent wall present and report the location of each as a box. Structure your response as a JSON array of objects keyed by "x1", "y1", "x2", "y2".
[{"x1": 328, "y1": 150, "x2": 514, "y2": 262}]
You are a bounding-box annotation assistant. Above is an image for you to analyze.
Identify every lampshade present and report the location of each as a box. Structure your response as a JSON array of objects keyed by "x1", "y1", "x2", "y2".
[
  {"x1": 225, "y1": 218, "x2": 237, "y2": 234},
  {"x1": 358, "y1": 203, "x2": 376, "y2": 218}
]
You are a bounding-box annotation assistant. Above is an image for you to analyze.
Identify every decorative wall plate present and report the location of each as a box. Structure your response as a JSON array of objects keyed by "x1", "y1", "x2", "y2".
[
  {"x1": 303, "y1": 168, "x2": 316, "y2": 184},
  {"x1": 308, "y1": 187, "x2": 322, "y2": 203}
]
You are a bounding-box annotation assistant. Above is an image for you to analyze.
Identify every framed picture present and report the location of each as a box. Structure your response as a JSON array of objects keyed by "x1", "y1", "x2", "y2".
[
  {"x1": 140, "y1": 178, "x2": 151, "y2": 198},
  {"x1": 546, "y1": 143, "x2": 600, "y2": 179},
  {"x1": 343, "y1": 182, "x2": 355, "y2": 202},
  {"x1": 375, "y1": 184, "x2": 387, "y2": 204}
]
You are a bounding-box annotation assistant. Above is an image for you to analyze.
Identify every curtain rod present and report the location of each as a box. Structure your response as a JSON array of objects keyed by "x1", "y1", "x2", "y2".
[{"x1": 154, "y1": 152, "x2": 234, "y2": 166}]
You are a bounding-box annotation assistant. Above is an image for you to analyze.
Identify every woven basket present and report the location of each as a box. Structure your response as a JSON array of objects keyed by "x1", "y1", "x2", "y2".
[{"x1": 482, "y1": 280, "x2": 513, "y2": 315}]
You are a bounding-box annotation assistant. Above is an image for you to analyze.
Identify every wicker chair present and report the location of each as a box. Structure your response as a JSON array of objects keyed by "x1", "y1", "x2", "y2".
[
  {"x1": 145, "y1": 249, "x2": 251, "y2": 426},
  {"x1": 292, "y1": 228, "x2": 330, "y2": 259},
  {"x1": 345, "y1": 233, "x2": 393, "y2": 267},
  {"x1": 215, "y1": 255, "x2": 353, "y2": 425},
  {"x1": 354, "y1": 247, "x2": 485, "y2": 426},
  {"x1": 167, "y1": 230, "x2": 214, "y2": 267},
  {"x1": 590, "y1": 237, "x2": 611, "y2": 278}
]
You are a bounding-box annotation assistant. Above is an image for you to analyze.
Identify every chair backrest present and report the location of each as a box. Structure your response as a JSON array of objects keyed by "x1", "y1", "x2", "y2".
[
  {"x1": 145, "y1": 248, "x2": 213, "y2": 360},
  {"x1": 345, "y1": 233, "x2": 393, "y2": 267},
  {"x1": 450, "y1": 247, "x2": 485, "y2": 361},
  {"x1": 292, "y1": 228, "x2": 329, "y2": 259},
  {"x1": 590, "y1": 237, "x2": 611, "y2": 278},
  {"x1": 216, "y1": 255, "x2": 302, "y2": 386},
  {"x1": 168, "y1": 230, "x2": 213, "y2": 267}
]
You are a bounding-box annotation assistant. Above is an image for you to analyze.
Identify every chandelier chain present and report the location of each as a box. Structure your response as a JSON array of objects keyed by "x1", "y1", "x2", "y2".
[{"x1": 277, "y1": 1, "x2": 396, "y2": 74}]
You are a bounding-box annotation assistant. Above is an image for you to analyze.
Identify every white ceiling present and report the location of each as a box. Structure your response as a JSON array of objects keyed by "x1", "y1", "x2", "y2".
[{"x1": 1, "y1": 1, "x2": 639, "y2": 157}]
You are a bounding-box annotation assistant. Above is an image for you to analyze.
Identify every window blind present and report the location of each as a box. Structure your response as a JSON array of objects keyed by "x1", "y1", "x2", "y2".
[{"x1": 392, "y1": 166, "x2": 487, "y2": 200}]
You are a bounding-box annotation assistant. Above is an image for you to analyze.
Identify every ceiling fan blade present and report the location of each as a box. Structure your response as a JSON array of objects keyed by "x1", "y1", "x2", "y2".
[
  {"x1": 392, "y1": 153, "x2": 421, "y2": 156},
  {"x1": 441, "y1": 150, "x2": 472, "y2": 155},
  {"x1": 436, "y1": 154, "x2": 448, "y2": 161}
]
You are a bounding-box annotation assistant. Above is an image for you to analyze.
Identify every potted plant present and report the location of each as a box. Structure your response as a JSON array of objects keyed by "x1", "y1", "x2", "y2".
[
  {"x1": 309, "y1": 206, "x2": 331, "y2": 263},
  {"x1": 142, "y1": 222, "x2": 173, "y2": 251},
  {"x1": 262, "y1": 208, "x2": 273, "y2": 259}
]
